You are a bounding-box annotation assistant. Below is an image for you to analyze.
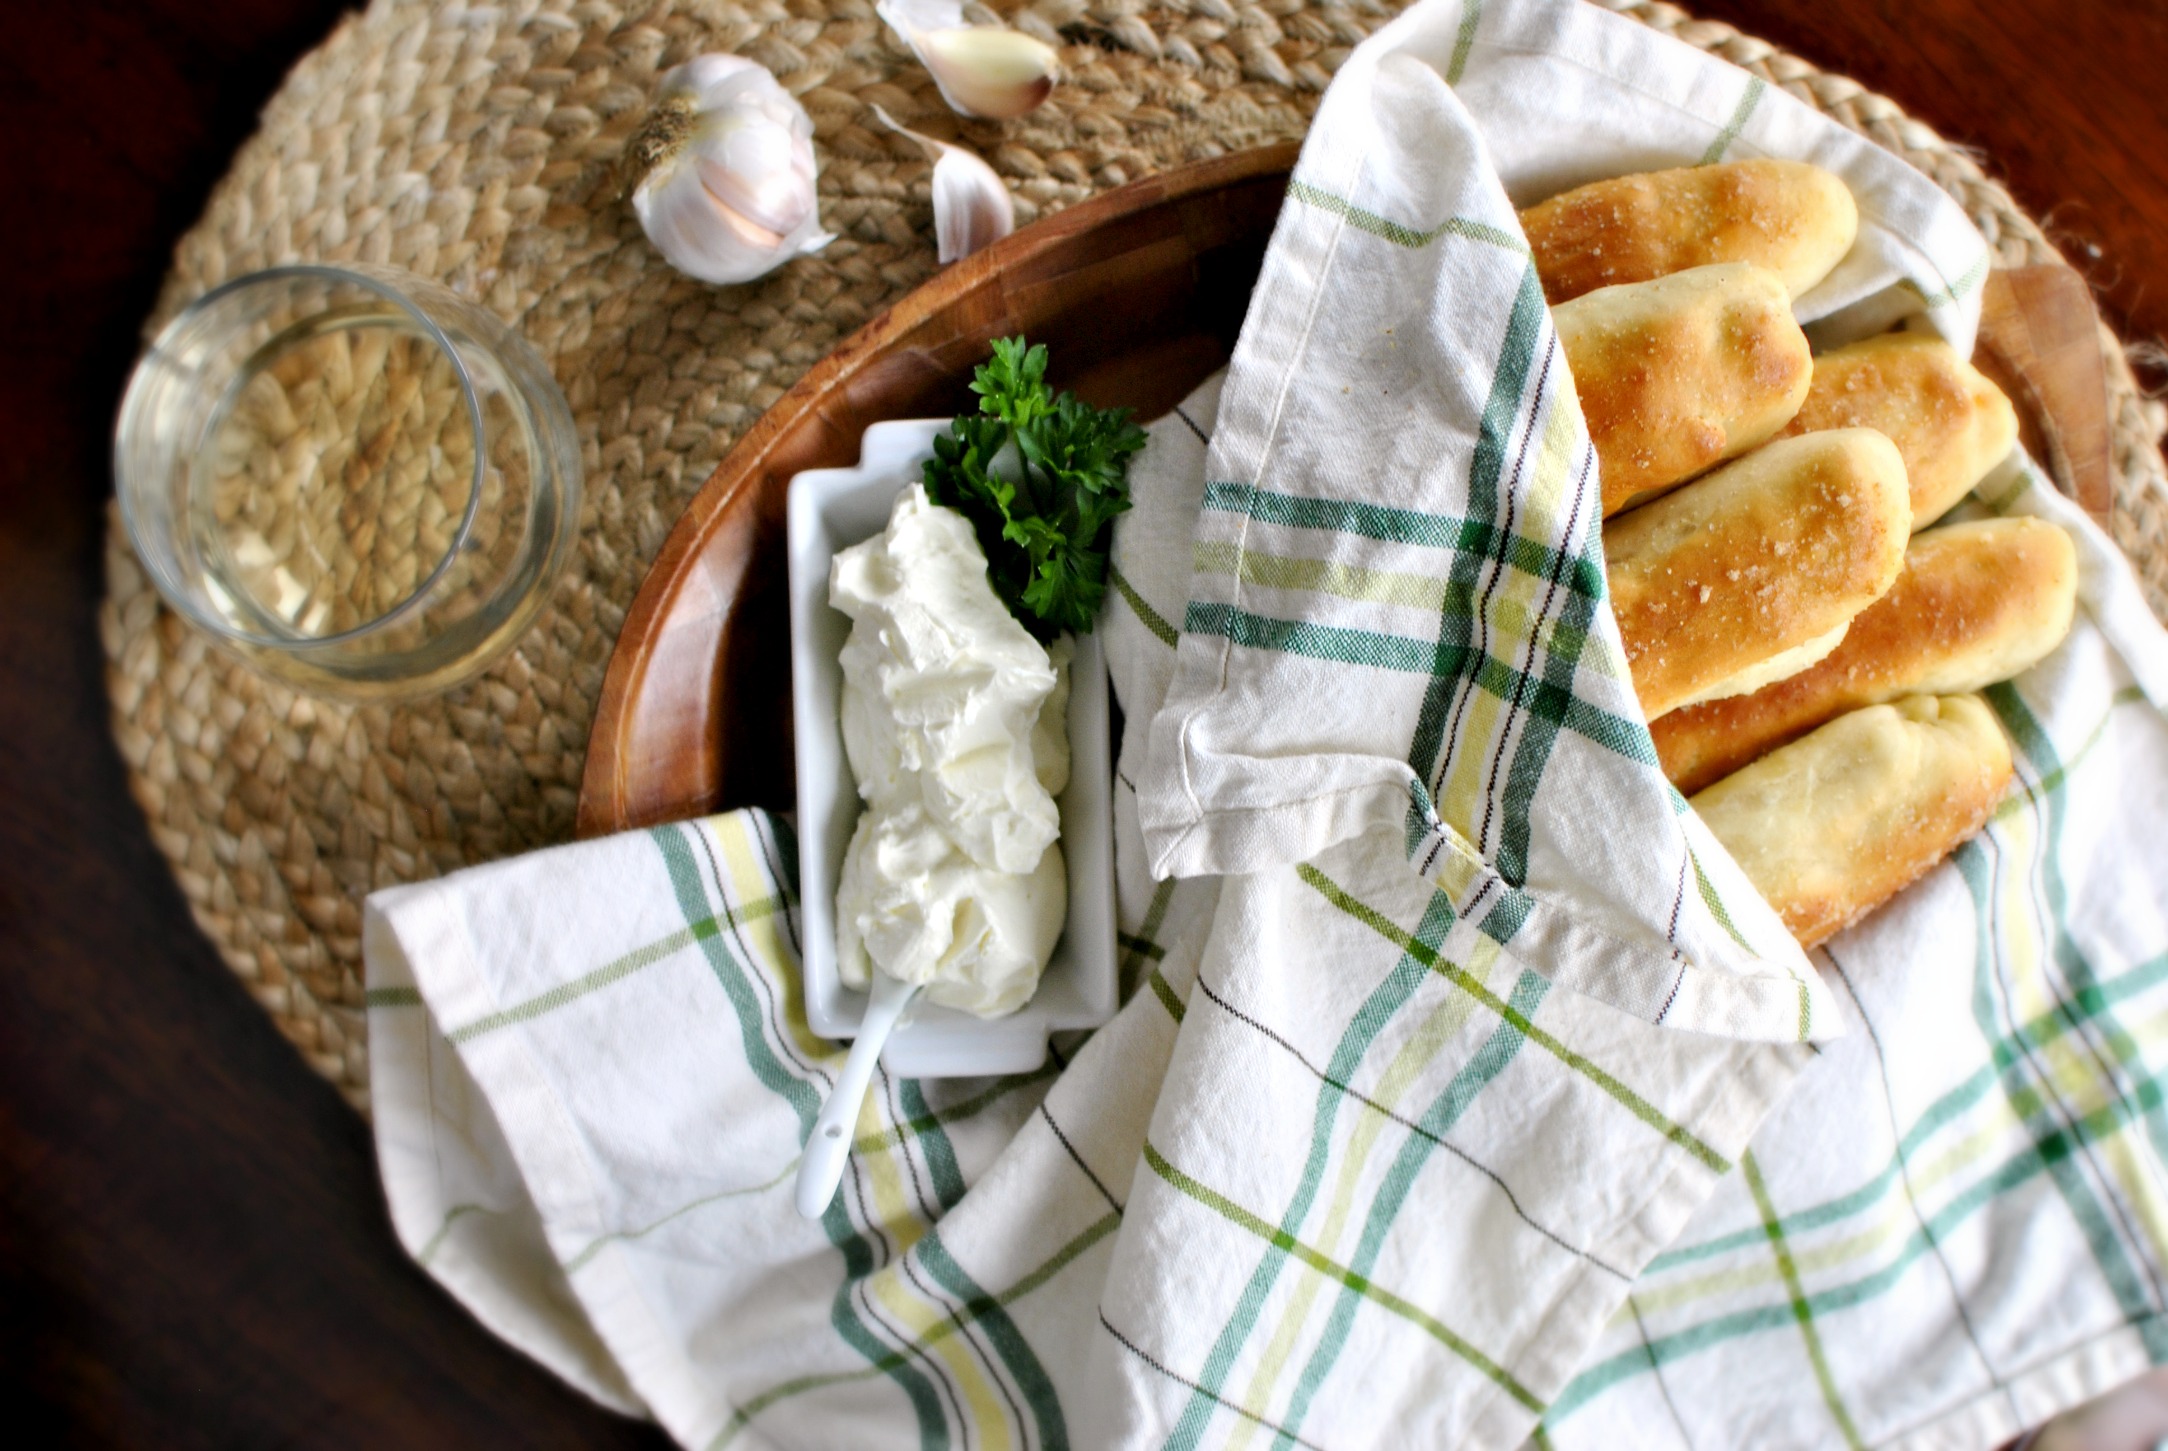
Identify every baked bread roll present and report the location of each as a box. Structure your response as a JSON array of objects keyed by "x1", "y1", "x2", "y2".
[
  {"x1": 1555, "y1": 263, "x2": 1813, "y2": 517},
  {"x1": 1653, "y1": 517, "x2": 2076, "y2": 792},
  {"x1": 1775, "y1": 332, "x2": 2020, "y2": 529},
  {"x1": 1522, "y1": 159, "x2": 1859, "y2": 304},
  {"x1": 1690, "y1": 693, "x2": 2014, "y2": 948},
  {"x1": 1605, "y1": 428, "x2": 1912, "y2": 720}
]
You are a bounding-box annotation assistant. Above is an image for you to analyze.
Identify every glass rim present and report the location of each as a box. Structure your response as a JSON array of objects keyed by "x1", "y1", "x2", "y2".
[{"x1": 115, "y1": 262, "x2": 491, "y2": 652}]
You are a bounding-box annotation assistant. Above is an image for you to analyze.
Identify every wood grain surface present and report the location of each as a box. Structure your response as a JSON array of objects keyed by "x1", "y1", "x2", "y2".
[{"x1": 2, "y1": 1, "x2": 2164, "y2": 1444}]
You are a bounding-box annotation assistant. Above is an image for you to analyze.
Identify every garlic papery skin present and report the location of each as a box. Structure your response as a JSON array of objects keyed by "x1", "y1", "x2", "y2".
[
  {"x1": 623, "y1": 54, "x2": 833, "y2": 286},
  {"x1": 870, "y1": 105, "x2": 1015, "y2": 263},
  {"x1": 877, "y1": 0, "x2": 1059, "y2": 120}
]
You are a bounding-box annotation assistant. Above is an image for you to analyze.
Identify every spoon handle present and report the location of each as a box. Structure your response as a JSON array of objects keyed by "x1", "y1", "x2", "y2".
[{"x1": 795, "y1": 973, "x2": 919, "y2": 1220}]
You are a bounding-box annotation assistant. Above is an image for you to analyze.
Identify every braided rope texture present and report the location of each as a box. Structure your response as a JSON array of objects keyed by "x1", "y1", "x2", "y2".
[{"x1": 99, "y1": 0, "x2": 2168, "y2": 1108}]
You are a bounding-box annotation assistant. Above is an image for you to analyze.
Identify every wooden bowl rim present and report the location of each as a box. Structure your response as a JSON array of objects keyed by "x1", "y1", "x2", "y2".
[{"x1": 575, "y1": 141, "x2": 1301, "y2": 837}]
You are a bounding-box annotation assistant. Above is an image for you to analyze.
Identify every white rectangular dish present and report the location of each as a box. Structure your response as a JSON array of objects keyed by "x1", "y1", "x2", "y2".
[{"x1": 787, "y1": 418, "x2": 1117, "y2": 1077}]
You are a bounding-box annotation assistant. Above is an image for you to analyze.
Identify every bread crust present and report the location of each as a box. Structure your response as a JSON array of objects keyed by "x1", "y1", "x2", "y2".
[
  {"x1": 1555, "y1": 263, "x2": 1813, "y2": 517},
  {"x1": 1775, "y1": 332, "x2": 2020, "y2": 529},
  {"x1": 1653, "y1": 517, "x2": 2077, "y2": 792},
  {"x1": 1523, "y1": 159, "x2": 1859, "y2": 304},
  {"x1": 1690, "y1": 694, "x2": 2014, "y2": 949},
  {"x1": 1605, "y1": 428, "x2": 1913, "y2": 721},
  {"x1": 1674, "y1": 618, "x2": 1851, "y2": 711}
]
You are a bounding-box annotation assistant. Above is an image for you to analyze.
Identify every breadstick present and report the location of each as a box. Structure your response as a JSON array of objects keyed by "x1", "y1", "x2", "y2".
[
  {"x1": 1605, "y1": 428, "x2": 1912, "y2": 720},
  {"x1": 1653, "y1": 517, "x2": 2076, "y2": 793},
  {"x1": 1555, "y1": 262, "x2": 1812, "y2": 517},
  {"x1": 1774, "y1": 332, "x2": 2020, "y2": 529},
  {"x1": 1523, "y1": 159, "x2": 1859, "y2": 304},
  {"x1": 1690, "y1": 694, "x2": 2014, "y2": 948}
]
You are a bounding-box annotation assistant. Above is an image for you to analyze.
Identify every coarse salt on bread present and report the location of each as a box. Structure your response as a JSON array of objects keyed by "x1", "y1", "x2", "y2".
[
  {"x1": 1522, "y1": 158, "x2": 1859, "y2": 304},
  {"x1": 1775, "y1": 331, "x2": 2020, "y2": 530},
  {"x1": 1604, "y1": 427, "x2": 1912, "y2": 721},
  {"x1": 1652, "y1": 516, "x2": 2076, "y2": 793}
]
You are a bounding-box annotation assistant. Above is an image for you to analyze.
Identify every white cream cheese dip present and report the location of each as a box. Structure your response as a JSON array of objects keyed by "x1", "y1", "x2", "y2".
[{"x1": 830, "y1": 483, "x2": 1070, "y2": 1018}]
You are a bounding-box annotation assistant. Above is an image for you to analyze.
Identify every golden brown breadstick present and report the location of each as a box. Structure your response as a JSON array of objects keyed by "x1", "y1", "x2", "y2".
[
  {"x1": 1652, "y1": 517, "x2": 2076, "y2": 793},
  {"x1": 1773, "y1": 332, "x2": 2020, "y2": 530},
  {"x1": 1522, "y1": 159, "x2": 1859, "y2": 305},
  {"x1": 1690, "y1": 693, "x2": 2014, "y2": 948},
  {"x1": 1604, "y1": 428, "x2": 1912, "y2": 721},
  {"x1": 1554, "y1": 262, "x2": 1813, "y2": 517}
]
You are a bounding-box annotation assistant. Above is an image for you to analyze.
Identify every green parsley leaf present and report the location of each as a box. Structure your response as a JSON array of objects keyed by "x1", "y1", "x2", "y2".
[{"x1": 921, "y1": 336, "x2": 1146, "y2": 639}]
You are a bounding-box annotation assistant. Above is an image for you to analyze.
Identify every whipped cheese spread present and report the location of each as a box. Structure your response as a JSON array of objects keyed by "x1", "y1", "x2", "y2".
[{"x1": 831, "y1": 483, "x2": 1070, "y2": 1018}]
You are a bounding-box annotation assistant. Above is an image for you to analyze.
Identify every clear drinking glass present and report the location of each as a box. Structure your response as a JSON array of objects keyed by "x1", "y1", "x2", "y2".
[{"x1": 114, "y1": 264, "x2": 581, "y2": 699}]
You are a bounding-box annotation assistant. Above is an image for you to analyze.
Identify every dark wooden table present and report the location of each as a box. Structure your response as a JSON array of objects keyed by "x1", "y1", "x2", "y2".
[{"x1": 2, "y1": 2, "x2": 2162, "y2": 1444}]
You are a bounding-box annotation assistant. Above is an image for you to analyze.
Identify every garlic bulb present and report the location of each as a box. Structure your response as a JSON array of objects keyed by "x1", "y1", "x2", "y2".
[
  {"x1": 621, "y1": 54, "x2": 832, "y2": 286},
  {"x1": 877, "y1": 0, "x2": 1060, "y2": 120},
  {"x1": 870, "y1": 105, "x2": 1015, "y2": 263}
]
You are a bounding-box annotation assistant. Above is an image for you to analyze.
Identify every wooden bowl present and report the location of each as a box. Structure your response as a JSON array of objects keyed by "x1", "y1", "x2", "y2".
[
  {"x1": 574, "y1": 138, "x2": 2111, "y2": 838},
  {"x1": 575, "y1": 142, "x2": 1301, "y2": 836}
]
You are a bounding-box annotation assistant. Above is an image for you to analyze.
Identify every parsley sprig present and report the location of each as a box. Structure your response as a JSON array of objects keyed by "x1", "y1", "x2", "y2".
[{"x1": 922, "y1": 337, "x2": 1147, "y2": 639}]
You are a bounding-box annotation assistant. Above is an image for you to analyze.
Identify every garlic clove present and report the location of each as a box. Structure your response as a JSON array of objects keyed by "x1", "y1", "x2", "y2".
[
  {"x1": 622, "y1": 53, "x2": 832, "y2": 287},
  {"x1": 929, "y1": 146, "x2": 1015, "y2": 261},
  {"x1": 696, "y1": 144, "x2": 811, "y2": 239},
  {"x1": 916, "y1": 29, "x2": 1059, "y2": 119},
  {"x1": 871, "y1": 104, "x2": 1015, "y2": 263},
  {"x1": 877, "y1": 0, "x2": 1060, "y2": 120},
  {"x1": 637, "y1": 175, "x2": 779, "y2": 280}
]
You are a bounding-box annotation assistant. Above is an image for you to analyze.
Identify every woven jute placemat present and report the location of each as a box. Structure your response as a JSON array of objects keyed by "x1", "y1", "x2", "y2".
[{"x1": 101, "y1": 0, "x2": 2168, "y2": 1111}]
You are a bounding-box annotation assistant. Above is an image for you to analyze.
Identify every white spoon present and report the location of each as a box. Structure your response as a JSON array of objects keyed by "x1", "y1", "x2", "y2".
[{"x1": 795, "y1": 972, "x2": 920, "y2": 1220}]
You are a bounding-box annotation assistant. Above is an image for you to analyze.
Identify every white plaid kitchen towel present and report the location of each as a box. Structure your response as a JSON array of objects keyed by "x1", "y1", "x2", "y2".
[{"x1": 364, "y1": 1, "x2": 2168, "y2": 1447}]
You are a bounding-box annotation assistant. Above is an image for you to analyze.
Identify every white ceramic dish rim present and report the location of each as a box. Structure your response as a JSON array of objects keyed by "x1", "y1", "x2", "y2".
[{"x1": 786, "y1": 418, "x2": 1117, "y2": 1078}]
